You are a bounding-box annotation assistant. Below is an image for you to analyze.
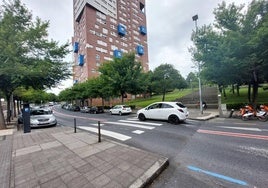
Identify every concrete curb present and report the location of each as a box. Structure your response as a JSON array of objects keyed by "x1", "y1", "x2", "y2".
[{"x1": 129, "y1": 157, "x2": 169, "y2": 188}]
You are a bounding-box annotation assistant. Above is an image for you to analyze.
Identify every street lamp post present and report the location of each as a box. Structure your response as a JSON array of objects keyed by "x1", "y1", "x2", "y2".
[
  {"x1": 162, "y1": 73, "x2": 169, "y2": 102},
  {"x1": 192, "y1": 14, "x2": 203, "y2": 114}
]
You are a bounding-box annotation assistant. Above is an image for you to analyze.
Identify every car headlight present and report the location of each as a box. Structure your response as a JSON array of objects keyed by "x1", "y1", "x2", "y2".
[
  {"x1": 30, "y1": 119, "x2": 39, "y2": 124},
  {"x1": 50, "y1": 117, "x2": 56, "y2": 122}
]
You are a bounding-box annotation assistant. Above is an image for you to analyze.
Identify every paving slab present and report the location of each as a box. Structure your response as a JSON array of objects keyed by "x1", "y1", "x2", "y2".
[{"x1": 0, "y1": 126, "x2": 168, "y2": 188}]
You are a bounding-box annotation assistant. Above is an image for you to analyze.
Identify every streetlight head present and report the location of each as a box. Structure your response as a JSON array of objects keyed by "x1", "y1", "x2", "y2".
[{"x1": 192, "y1": 14, "x2": 198, "y2": 21}]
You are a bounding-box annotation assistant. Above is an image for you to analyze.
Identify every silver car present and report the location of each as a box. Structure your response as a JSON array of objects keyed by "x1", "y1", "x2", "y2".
[
  {"x1": 137, "y1": 102, "x2": 189, "y2": 124},
  {"x1": 30, "y1": 108, "x2": 57, "y2": 127},
  {"x1": 109, "y1": 105, "x2": 132, "y2": 115}
]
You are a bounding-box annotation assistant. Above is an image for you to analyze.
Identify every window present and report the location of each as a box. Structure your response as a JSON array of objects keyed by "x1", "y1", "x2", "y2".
[
  {"x1": 103, "y1": 28, "x2": 108, "y2": 34},
  {"x1": 140, "y1": 2, "x2": 145, "y2": 13},
  {"x1": 117, "y1": 24, "x2": 126, "y2": 36},
  {"x1": 78, "y1": 54, "x2": 84, "y2": 66},
  {"x1": 114, "y1": 49, "x2": 123, "y2": 58},
  {"x1": 73, "y1": 42, "x2": 79, "y2": 53},
  {"x1": 136, "y1": 45, "x2": 144, "y2": 56},
  {"x1": 139, "y1": 26, "x2": 147, "y2": 35},
  {"x1": 148, "y1": 103, "x2": 162, "y2": 110},
  {"x1": 161, "y1": 104, "x2": 173, "y2": 108}
]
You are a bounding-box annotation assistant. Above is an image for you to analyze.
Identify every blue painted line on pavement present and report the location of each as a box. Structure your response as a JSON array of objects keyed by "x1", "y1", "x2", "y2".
[{"x1": 187, "y1": 165, "x2": 248, "y2": 186}]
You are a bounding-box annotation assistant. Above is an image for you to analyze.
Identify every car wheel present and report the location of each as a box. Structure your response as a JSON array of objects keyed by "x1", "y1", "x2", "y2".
[
  {"x1": 257, "y1": 115, "x2": 268, "y2": 122},
  {"x1": 168, "y1": 115, "x2": 179, "y2": 124},
  {"x1": 138, "y1": 113, "x2": 146, "y2": 121},
  {"x1": 110, "y1": 111, "x2": 113, "y2": 115}
]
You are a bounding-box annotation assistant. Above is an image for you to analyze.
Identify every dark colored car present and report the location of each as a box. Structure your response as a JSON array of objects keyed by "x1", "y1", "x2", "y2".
[
  {"x1": 69, "y1": 105, "x2": 80, "y2": 111},
  {"x1": 89, "y1": 106, "x2": 104, "y2": 114}
]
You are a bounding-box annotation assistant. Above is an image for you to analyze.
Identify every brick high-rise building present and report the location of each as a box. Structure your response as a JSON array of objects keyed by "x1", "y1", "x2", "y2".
[{"x1": 72, "y1": 0, "x2": 149, "y2": 84}]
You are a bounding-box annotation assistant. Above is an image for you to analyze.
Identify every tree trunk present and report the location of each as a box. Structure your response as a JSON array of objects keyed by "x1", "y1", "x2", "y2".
[
  {"x1": 232, "y1": 84, "x2": 235, "y2": 94},
  {"x1": 223, "y1": 86, "x2": 226, "y2": 98},
  {"x1": 252, "y1": 69, "x2": 259, "y2": 108},
  {"x1": 248, "y1": 83, "x2": 251, "y2": 103},
  {"x1": 6, "y1": 94, "x2": 11, "y2": 123},
  {"x1": 121, "y1": 92, "x2": 124, "y2": 104},
  {"x1": 236, "y1": 85, "x2": 240, "y2": 96},
  {"x1": 0, "y1": 100, "x2": 6, "y2": 129},
  {"x1": 101, "y1": 98, "x2": 104, "y2": 107},
  {"x1": 162, "y1": 87, "x2": 166, "y2": 101}
]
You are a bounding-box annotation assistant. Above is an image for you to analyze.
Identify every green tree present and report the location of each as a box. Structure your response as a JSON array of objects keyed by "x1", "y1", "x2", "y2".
[
  {"x1": 98, "y1": 53, "x2": 143, "y2": 103},
  {"x1": 0, "y1": 0, "x2": 71, "y2": 128},
  {"x1": 186, "y1": 72, "x2": 198, "y2": 89},
  {"x1": 190, "y1": 0, "x2": 268, "y2": 106},
  {"x1": 151, "y1": 64, "x2": 187, "y2": 101},
  {"x1": 58, "y1": 88, "x2": 74, "y2": 103}
]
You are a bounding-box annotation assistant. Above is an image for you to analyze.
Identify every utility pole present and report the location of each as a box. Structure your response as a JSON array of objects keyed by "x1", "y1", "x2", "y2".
[{"x1": 192, "y1": 14, "x2": 203, "y2": 114}]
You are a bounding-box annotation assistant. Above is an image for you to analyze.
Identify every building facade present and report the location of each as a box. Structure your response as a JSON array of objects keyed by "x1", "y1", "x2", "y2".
[{"x1": 72, "y1": 0, "x2": 149, "y2": 84}]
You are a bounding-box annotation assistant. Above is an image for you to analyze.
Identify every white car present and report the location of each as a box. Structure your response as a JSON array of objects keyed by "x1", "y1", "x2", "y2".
[
  {"x1": 109, "y1": 105, "x2": 132, "y2": 115},
  {"x1": 137, "y1": 102, "x2": 189, "y2": 124}
]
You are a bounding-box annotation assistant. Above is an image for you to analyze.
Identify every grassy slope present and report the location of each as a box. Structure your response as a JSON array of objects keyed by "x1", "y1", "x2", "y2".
[
  {"x1": 126, "y1": 87, "x2": 268, "y2": 109},
  {"x1": 222, "y1": 86, "x2": 268, "y2": 104},
  {"x1": 126, "y1": 89, "x2": 192, "y2": 108}
]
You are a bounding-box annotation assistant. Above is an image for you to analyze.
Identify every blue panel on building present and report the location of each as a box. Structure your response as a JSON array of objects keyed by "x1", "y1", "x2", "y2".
[
  {"x1": 139, "y1": 26, "x2": 147, "y2": 35},
  {"x1": 78, "y1": 54, "x2": 84, "y2": 66},
  {"x1": 114, "y1": 50, "x2": 123, "y2": 58},
  {"x1": 74, "y1": 42, "x2": 79, "y2": 53},
  {"x1": 117, "y1": 24, "x2": 126, "y2": 36},
  {"x1": 136, "y1": 45, "x2": 144, "y2": 56}
]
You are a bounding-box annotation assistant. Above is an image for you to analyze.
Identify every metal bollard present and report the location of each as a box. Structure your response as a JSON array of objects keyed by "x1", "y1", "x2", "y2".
[
  {"x1": 98, "y1": 121, "x2": 101, "y2": 142},
  {"x1": 74, "y1": 118, "x2": 77, "y2": 133},
  {"x1": 229, "y1": 109, "x2": 234, "y2": 118}
]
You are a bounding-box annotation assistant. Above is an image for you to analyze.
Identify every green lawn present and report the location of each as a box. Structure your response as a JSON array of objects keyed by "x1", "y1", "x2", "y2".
[
  {"x1": 126, "y1": 89, "x2": 192, "y2": 108},
  {"x1": 222, "y1": 86, "x2": 268, "y2": 105},
  {"x1": 126, "y1": 86, "x2": 268, "y2": 109}
]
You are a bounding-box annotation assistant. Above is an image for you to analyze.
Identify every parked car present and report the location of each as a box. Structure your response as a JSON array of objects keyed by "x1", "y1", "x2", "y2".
[
  {"x1": 18, "y1": 108, "x2": 57, "y2": 128},
  {"x1": 109, "y1": 105, "x2": 132, "y2": 115},
  {"x1": 89, "y1": 106, "x2": 104, "y2": 114},
  {"x1": 69, "y1": 105, "x2": 80, "y2": 111},
  {"x1": 30, "y1": 108, "x2": 57, "y2": 127},
  {"x1": 80, "y1": 106, "x2": 90, "y2": 113},
  {"x1": 137, "y1": 102, "x2": 189, "y2": 124}
]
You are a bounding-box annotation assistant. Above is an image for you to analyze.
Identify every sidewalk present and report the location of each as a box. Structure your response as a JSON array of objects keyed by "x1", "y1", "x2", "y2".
[
  {"x1": 0, "y1": 125, "x2": 168, "y2": 188},
  {"x1": 0, "y1": 109, "x2": 220, "y2": 188},
  {"x1": 188, "y1": 108, "x2": 220, "y2": 121}
]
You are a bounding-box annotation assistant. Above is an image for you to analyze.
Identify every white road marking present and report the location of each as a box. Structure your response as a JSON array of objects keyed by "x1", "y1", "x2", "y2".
[
  {"x1": 132, "y1": 130, "x2": 144, "y2": 134},
  {"x1": 91, "y1": 123, "x2": 104, "y2": 126},
  {"x1": 218, "y1": 126, "x2": 262, "y2": 132},
  {"x1": 104, "y1": 121, "x2": 155, "y2": 130},
  {"x1": 119, "y1": 120, "x2": 162, "y2": 126},
  {"x1": 233, "y1": 122, "x2": 256, "y2": 126},
  {"x1": 78, "y1": 126, "x2": 131, "y2": 141},
  {"x1": 237, "y1": 146, "x2": 268, "y2": 158}
]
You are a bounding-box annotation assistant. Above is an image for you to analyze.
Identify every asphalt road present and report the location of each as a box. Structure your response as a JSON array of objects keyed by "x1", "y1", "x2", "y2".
[{"x1": 53, "y1": 106, "x2": 268, "y2": 188}]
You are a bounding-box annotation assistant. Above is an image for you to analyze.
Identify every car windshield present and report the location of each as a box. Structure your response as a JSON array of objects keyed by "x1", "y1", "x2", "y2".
[{"x1": 31, "y1": 109, "x2": 52, "y2": 115}]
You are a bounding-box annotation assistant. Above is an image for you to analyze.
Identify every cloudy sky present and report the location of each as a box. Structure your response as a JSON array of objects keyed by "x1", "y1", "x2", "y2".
[{"x1": 18, "y1": 0, "x2": 251, "y2": 93}]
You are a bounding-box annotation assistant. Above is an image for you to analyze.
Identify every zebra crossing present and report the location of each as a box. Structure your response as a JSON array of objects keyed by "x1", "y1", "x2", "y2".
[{"x1": 78, "y1": 118, "x2": 163, "y2": 141}]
